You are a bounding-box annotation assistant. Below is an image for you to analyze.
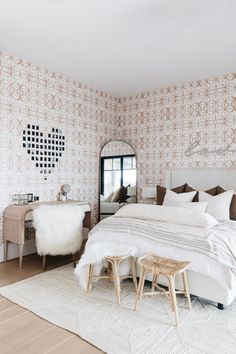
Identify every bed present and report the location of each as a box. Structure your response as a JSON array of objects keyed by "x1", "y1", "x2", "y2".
[
  {"x1": 100, "y1": 201, "x2": 124, "y2": 220},
  {"x1": 84, "y1": 170, "x2": 236, "y2": 308}
]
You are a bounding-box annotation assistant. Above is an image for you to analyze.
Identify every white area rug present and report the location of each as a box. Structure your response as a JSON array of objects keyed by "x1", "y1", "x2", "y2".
[{"x1": 0, "y1": 264, "x2": 236, "y2": 354}]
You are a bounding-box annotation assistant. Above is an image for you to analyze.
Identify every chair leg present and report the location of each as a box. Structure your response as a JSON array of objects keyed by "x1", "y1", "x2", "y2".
[
  {"x1": 42, "y1": 255, "x2": 46, "y2": 270},
  {"x1": 182, "y1": 271, "x2": 191, "y2": 310},
  {"x1": 72, "y1": 254, "x2": 76, "y2": 268},
  {"x1": 19, "y1": 245, "x2": 24, "y2": 269},
  {"x1": 130, "y1": 257, "x2": 138, "y2": 291},
  {"x1": 112, "y1": 260, "x2": 121, "y2": 305},
  {"x1": 87, "y1": 264, "x2": 94, "y2": 292},
  {"x1": 169, "y1": 275, "x2": 179, "y2": 327},
  {"x1": 4, "y1": 240, "x2": 8, "y2": 262},
  {"x1": 134, "y1": 268, "x2": 146, "y2": 311}
]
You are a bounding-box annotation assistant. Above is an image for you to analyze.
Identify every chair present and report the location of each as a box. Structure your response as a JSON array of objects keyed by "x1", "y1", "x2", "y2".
[
  {"x1": 33, "y1": 204, "x2": 85, "y2": 269},
  {"x1": 134, "y1": 254, "x2": 191, "y2": 326}
]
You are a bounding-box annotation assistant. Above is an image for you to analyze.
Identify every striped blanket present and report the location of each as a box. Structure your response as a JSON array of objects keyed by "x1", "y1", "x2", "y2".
[{"x1": 89, "y1": 217, "x2": 236, "y2": 274}]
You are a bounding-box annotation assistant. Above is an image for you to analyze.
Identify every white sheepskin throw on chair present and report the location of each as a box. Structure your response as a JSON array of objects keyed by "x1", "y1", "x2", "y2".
[
  {"x1": 33, "y1": 205, "x2": 85, "y2": 256},
  {"x1": 74, "y1": 242, "x2": 137, "y2": 290}
]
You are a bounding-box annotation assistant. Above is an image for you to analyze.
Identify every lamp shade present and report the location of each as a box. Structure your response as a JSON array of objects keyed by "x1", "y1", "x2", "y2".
[{"x1": 127, "y1": 186, "x2": 136, "y2": 196}]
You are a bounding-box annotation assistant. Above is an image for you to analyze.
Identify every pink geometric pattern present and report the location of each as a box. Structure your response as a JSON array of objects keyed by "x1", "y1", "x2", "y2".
[
  {"x1": 0, "y1": 52, "x2": 119, "y2": 241},
  {"x1": 1, "y1": 51, "x2": 236, "y2": 242},
  {"x1": 101, "y1": 141, "x2": 134, "y2": 156},
  {"x1": 118, "y1": 74, "x2": 236, "y2": 199}
]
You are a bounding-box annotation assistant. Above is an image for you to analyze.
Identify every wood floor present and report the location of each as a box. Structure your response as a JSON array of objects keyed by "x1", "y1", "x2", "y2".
[{"x1": 0, "y1": 250, "x2": 103, "y2": 354}]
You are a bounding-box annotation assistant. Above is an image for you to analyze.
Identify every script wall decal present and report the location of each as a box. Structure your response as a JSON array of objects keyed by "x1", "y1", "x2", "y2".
[{"x1": 185, "y1": 140, "x2": 236, "y2": 157}]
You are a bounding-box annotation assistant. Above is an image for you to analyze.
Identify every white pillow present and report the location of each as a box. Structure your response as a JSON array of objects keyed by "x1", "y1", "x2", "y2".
[
  {"x1": 110, "y1": 188, "x2": 120, "y2": 202},
  {"x1": 163, "y1": 189, "x2": 197, "y2": 205},
  {"x1": 115, "y1": 204, "x2": 217, "y2": 228},
  {"x1": 199, "y1": 190, "x2": 233, "y2": 220},
  {"x1": 105, "y1": 192, "x2": 114, "y2": 202},
  {"x1": 165, "y1": 201, "x2": 208, "y2": 213}
]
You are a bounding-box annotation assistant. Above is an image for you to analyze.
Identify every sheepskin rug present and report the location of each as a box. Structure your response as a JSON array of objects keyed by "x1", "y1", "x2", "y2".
[
  {"x1": 33, "y1": 204, "x2": 84, "y2": 255},
  {"x1": 75, "y1": 242, "x2": 137, "y2": 290}
]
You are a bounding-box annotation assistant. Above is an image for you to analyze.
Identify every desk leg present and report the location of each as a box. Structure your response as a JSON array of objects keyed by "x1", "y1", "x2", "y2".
[
  {"x1": 19, "y1": 245, "x2": 24, "y2": 269},
  {"x1": 4, "y1": 240, "x2": 8, "y2": 262}
]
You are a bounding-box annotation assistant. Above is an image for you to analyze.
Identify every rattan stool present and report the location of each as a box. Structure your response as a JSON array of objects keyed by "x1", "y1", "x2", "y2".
[
  {"x1": 87, "y1": 254, "x2": 137, "y2": 304},
  {"x1": 135, "y1": 254, "x2": 191, "y2": 326}
]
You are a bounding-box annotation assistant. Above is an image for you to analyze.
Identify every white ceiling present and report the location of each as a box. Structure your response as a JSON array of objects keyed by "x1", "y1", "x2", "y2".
[{"x1": 1, "y1": 0, "x2": 236, "y2": 97}]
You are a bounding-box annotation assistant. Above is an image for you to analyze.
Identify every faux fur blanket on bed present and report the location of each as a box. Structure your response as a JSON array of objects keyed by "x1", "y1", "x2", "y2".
[
  {"x1": 74, "y1": 242, "x2": 137, "y2": 290},
  {"x1": 33, "y1": 204, "x2": 85, "y2": 256}
]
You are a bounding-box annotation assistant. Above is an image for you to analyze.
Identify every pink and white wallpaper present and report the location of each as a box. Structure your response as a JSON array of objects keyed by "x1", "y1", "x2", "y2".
[
  {"x1": 101, "y1": 141, "x2": 135, "y2": 157},
  {"x1": 118, "y1": 74, "x2": 236, "y2": 198},
  {"x1": 0, "y1": 51, "x2": 236, "y2": 245},
  {"x1": 0, "y1": 52, "x2": 119, "y2": 242}
]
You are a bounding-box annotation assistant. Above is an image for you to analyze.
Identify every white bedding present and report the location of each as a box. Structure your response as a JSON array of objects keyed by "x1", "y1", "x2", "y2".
[
  {"x1": 100, "y1": 202, "x2": 120, "y2": 214},
  {"x1": 86, "y1": 216, "x2": 236, "y2": 290},
  {"x1": 115, "y1": 204, "x2": 217, "y2": 227}
]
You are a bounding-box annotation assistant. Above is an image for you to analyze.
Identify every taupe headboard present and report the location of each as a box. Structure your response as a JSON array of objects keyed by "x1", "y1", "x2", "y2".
[{"x1": 165, "y1": 170, "x2": 236, "y2": 192}]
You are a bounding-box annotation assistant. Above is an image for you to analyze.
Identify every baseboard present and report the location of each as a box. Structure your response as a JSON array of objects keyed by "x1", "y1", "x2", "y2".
[
  {"x1": 0, "y1": 240, "x2": 37, "y2": 263},
  {"x1": 0, "y1": 228, "x2": 89, "y2": 263}
]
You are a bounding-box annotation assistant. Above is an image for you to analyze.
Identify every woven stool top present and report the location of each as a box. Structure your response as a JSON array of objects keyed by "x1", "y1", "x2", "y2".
[
  {"x1": 138, "y1": 254, "x2": 190, "y2": 276},
  {"x1": 106, "y1": 253, "x2": 132, "y2": 261}
]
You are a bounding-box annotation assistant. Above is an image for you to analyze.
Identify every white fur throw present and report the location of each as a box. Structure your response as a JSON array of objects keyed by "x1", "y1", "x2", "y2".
[
  {"x1": 74, "y1": 242, "x2": 137, "y2": 290},
  {"x1": 33, "y1": 205, "x2": 85, "y2": 256}
]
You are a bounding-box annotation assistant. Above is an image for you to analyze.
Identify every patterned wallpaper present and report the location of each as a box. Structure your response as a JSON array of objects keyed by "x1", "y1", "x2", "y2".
[
  {"x1": 1, "y1": 51, "x2": 236, "y2": 244},
  {"x1": 0, "y1": 52, "x2": 119, "y2": 242},
  {"x1": 101, "y1": 141, "x2": 135, "y2": 157},
  {"x1": 118, "y1": 74, "x2": 236, "y2": 199}
]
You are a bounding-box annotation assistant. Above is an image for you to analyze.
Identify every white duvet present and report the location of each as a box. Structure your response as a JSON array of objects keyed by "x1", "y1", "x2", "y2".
[{"x1": 85, "y1": 210, "x2": 236, "y2": 290}]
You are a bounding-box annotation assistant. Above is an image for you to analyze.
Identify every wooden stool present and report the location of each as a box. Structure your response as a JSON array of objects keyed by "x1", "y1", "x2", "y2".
[
  {"x1": 87, "y1": 254, "x2": 137, "y2": 304},
  {"x1": 135, "y1": 254, "x2": 191, "y2": 326}
]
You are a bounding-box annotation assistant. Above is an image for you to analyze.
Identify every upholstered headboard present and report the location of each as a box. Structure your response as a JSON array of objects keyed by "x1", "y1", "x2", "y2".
[{"x1": 165, "y1": 170, "x2": 236, "y2": 192}]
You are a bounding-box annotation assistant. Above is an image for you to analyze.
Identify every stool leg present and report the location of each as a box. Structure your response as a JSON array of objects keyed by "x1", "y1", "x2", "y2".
[
  {"x1": 169, "y1": 275, "x2": 179, "y2": 327},
  {"x1": 107, "y1": 262, "x2": 113, "y2": 281},
  {"x1": 152, "y1": 273, "x2": 158, "y2": 292},
  {"x1": 87, "y1": 264, "x2": 94, "y2": 292},
  {"x1": 165, "y1": 275, "x2": 173, "y2": 310},
  {"x1": 112, "y1": 260, "x2": 121, "y2": 305},
  {"x1": 130, "y1": 257, "x2": 138, "y2": 291},
  {"x1": 182, "y1": 271, "x2": 191, "y2": 310},
  {"x1": 134, "y1": 269, "x2": 146, "y2": 311}
]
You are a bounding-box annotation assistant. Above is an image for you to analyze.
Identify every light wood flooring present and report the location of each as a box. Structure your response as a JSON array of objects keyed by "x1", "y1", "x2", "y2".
[{"x1": 0, "y1": 249, "x2": 103, "y2": 354}]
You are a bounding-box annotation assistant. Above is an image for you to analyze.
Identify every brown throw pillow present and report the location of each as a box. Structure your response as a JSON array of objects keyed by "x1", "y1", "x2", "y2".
[
  {"x1": 118, "y1": 186, "x2": 128, "y2": 203},
  {"x1": 184, "y1": 185, "x2": 217, "y2": 202},
  {"x1": 156, "y1": 184, "x2": 186, "y2": 205},
  {"x1": 216, "y1": 186, "x2": 236, "y2": 220},
  {"x1": 184, "y1": 184, "x2": 198, "y2": 202},
  {"x1": 205, "y1": 187, "x2": 218, "y2": 196}
]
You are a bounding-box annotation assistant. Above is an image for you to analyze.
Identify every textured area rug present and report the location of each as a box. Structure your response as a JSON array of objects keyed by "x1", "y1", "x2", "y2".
[{"x1": 0, "y1": 264, "x2": 236, "y2": 354}]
